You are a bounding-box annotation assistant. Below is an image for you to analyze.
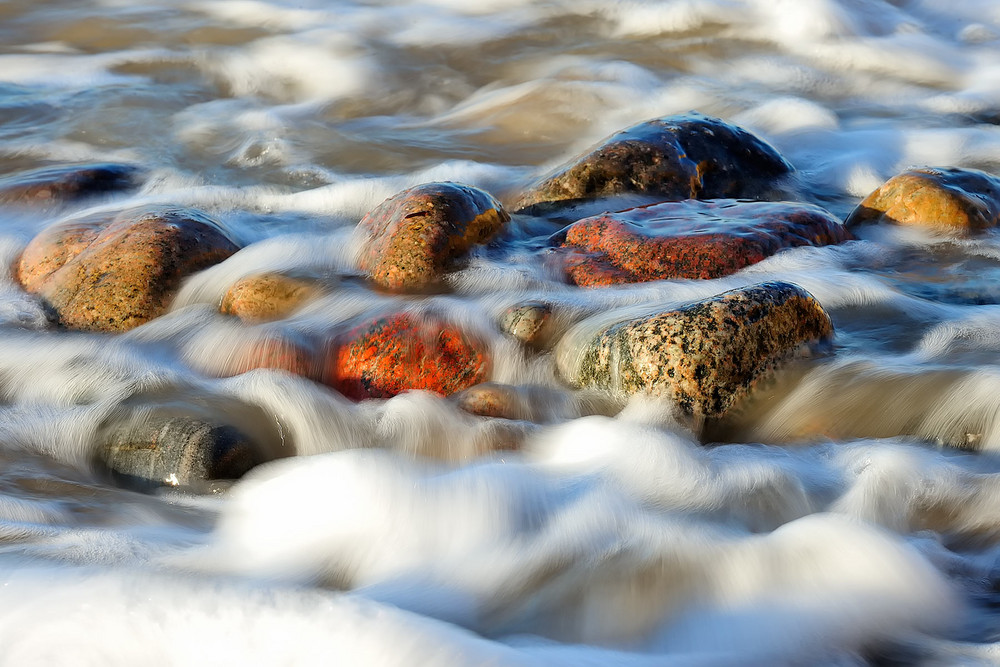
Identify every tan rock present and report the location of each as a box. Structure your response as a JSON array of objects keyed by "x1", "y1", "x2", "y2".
[{"x1": 220, "y1": 273, "x2": 321, "y2": 322}]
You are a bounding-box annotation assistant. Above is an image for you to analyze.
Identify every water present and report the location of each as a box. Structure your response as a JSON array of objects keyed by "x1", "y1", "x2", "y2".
[{"x1": 3, "y1": 0, "x2": 1000, "y2": 664}]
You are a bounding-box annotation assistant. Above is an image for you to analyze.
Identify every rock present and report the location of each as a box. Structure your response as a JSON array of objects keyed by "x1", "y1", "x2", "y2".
[
  {"x1": 556, "y1": 281, "x2": 833, "y2": 417},
  {"x1": 205, "y1": 334, "x2": 322, "y2": 380},
  {"x1": 329, "y1": 312, "x2": 490, "y2": 400},
  {"x1": 0, "y1": 163, "x2": 141, "y2": 204},
  {"x1": 220, "y1": 273, "x2": 322, "y2": 322},
  {"x1": 499, "y1": 301, "x2": 553, "y2": 347},
  {"x1": 17, "y1": 206, "x2": 241, "y2": 332},
  {"x1": 558, "y1": 199, "x2": 851, "y2": 286},
  {"x1": 95, "y1": 394, "x2": 288, "y2": 493},
  {"x1": 357, "y1": 182, "x2": 510, "y2": 290},
  {"x1": 452, "y1": 382, "x2": 524, "y2": 419},
  {"x1": 515, "y1": 113, "x2": 792, "y2": 210},
  {"x1": 845, "y1": 167, "x2": 1000, "y2": 234}
]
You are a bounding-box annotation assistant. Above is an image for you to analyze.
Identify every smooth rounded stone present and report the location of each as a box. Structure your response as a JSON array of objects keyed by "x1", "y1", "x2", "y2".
[
  {"x1": 356, "y1": 182, "x2": 510, "y2": 290},
  {"x1": 328, "y1": 312, "x2": 490, "y2": 400},
  {"x1": 845, "y1": 167, "x2": 1000, "y2": 233},
  {"x1": 515, "y1": 113, "x2": 793, "y2": 211},
  {"x1": 499, "y1": 301, "x2": 553, "y2": 347},
  {"x1": 559, "y1": 199, "x2": 851, "y2": 286},
  {"x1": 556, "y1": 281, "x2": 833, "y2": 417},
  {"x1": 95, "y1": 394, "x2": 289, "y2": 494},
  {"x1": 206, "y1": 334, "x2": 322, "y2": 380},
  {"x1": 220, "y1": 272, "x2": 322, "y2": 322},
  {"x1": 17, "y1": 206, "x2": 241, "y2": 332},
  {"x1": 0, "y1": 163, "x2": 141, "y2": 204}
]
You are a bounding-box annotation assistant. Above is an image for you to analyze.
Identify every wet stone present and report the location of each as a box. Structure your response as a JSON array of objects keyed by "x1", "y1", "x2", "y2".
[
  {"x1": 0, "y1": 163, "x2": 141, "y2": 204},
  {"x1": 452, "y1": 382, "x2": 523, "y2": 420},
  {"x1": 329, "y1": 312, "x2": 490, "y2": 400},
  {"x1": 845, "y1": 166, "x2": 1000, "y2": 234},
  {"x1": 559, "y1": 199, "x2": 852, "y2": 286},
  {"x1": 357, "y1": 182, "x2": 510, "y2": 290},
  {"x1": 515, "y1": 113, "x2": 793, "y2": 211},
  {"x1": 220, "y1": 272, "x2": 322, "y2": 322},
  {"x1": 17, "y1": 206, "x2": 241, "y2": 332},
  {"x1": 499, "y1": 301, "x2": 553, "y2": 347},
  {"x1": 556, "y1": 281, "x2": 834, "y2": 417},
  {"x1": 207, "y1": 334, "x2": 322, "y2": 381}
]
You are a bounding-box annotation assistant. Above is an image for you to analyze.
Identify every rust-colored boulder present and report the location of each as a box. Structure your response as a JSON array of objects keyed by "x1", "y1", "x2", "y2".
[
  {"x1": 845, "y1": 167, "x2": 1000, "y2": 234},
  {"x1": 357, "y1": 182, "x2": 510, "y2": 290},
  {"x1": 220, "y1": 273, "x2": 322, "y2": 322},
  {"x1": 0, "y1": 163, "x2": 141, "y2": 204},
  {"x1": 17, "y1": 206, "x2": 240, "y2": 332},
  {"x1": 328, "y1": 312, "x2": 489, "y2": 400},
  {"x1": 556, "y1": 282, "x2": 833, "y2": 417},
  {"x1": 516, "y1": 113, "x2": 792, "y2": 211},
  {"x1": 558, "y1": 199, "x2": 851, "y2": 286}
]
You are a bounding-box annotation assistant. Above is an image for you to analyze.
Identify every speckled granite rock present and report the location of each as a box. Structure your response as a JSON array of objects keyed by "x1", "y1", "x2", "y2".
[
  {"x1": 559, "y1": 199, "x2": 851, "y2": 286},
  {"x1": 516, "y1": 113, "x2": 792, "y2": 210},
  {"x1": 17, "y1": 206, "x2": 241, "y2": 332},
  {"x1": 0, "y1": 163, "x2": 141, "y2": 204},
  {"x1": 357, "y1": 182, "x2": 510, "y2": 290},
  {"x1": 845, "y1": 167, "x2": 1000, "y2": 234},
  {"x1": 499, "y1": 301, "x2": 553, "y2": 347},
  {"x1": 556, "y1": 281, "x2": 833, "y2": 417},
  {"x1": 220, "y1": 273, "x2": 321, "y2": 322},
  {"x1": 328, "y1": 312, "x2": 490, "y2": 399}
]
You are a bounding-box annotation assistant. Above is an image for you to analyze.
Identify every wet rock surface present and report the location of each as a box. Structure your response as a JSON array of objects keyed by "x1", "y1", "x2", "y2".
[
  {"x1": 846, "y1": 167, "x2": 1000, "y2": 233},
  {"x1": 329, "y1": 312, "x2": 490, "y2": 400},
  {"x1": 499, "y1": 301, "x2": 553, "y2": 347},
  {"x1": 559, "y1": 199, "x2": 851, "y2": 286},
  {"x1": 556, "y1": 281, "x2": 833, "y2": 417},
  {"x1": 0, "y1": 163, "x2": 141, "y2": 204},
  {"x1": 515, "y1": 113, "x2": 793, "y2": 210},
  {"x1": 17, "y1": 206, "x2": 241, "y2": 332},
  {"x1": 357, "y1": 182, "x2": 510, "y2": 290},
  {"x1": 207, "y1": 334, "x2": 322, "y2": 380},
  {"x1": 220, "y1": 272, "x2": 322, "y2": 322}
]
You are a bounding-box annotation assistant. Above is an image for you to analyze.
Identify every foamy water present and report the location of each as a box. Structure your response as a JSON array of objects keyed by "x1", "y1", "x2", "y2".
[{"x1": 3, "y1": 0, "x2": 1000, "y2": 664}]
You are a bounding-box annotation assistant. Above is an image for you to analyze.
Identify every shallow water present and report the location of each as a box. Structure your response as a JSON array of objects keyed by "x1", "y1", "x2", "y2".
[{"x1": 4, "y1": 0, "x2": 1000, "y2": 664}]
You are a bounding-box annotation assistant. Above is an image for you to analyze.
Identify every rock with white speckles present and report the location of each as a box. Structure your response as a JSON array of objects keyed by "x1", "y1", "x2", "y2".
[{"x1": 555, "y1": 281, "x2": 833, "y2": 417}]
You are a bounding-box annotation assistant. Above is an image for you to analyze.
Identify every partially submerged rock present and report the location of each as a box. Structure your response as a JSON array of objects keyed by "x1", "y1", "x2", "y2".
[
  {"x1": 846, "y1": 167, "x2": 1000, "y2": 234},
  {"x1": 329, "y1": 312, "x2": 490, "y2": 400},
  {"x1": 0, "y1": 163, "x2": 141, "y2": 204},
  {"x1": 18, "y1": 206, "x2": 241, "y2": 332},
  {"x1": 516, "y1": 113, "x2": 793, "y2": 210},
  {"x1": 220, "y1": 272, "x2": 322, "y2": 322},
  {"x1": 559, "y1": 199, "x2": 851, "y2": 286},
  {"x1": 357, "y1": 182, "x2": 510, "y2": 290},
  {"x1": 556, "y1": 281, "x2": 833, "y2": 417},
  {"x1": 499, "y1": 301, "x2": 553, "y2": 348}
]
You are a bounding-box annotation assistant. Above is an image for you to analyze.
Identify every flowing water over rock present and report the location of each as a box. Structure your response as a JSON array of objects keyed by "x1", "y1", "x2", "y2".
[{"x1": 5, "y1": 0, "x2": 1000, "y2": 664}]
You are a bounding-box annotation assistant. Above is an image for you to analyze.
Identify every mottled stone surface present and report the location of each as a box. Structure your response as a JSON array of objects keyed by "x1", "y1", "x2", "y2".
[
  {"x1": 0, "y1": 163, "x2": 141, "y2": 204},
  {"x1": 17, "y1": 206, "x2": 241, "y2": 332},
  {"x1": 357, "y1": 182, "x2": 510, "y2": 289},
  {"x1": 556, "y1": 281, "x2": 833, "y2": 417},
  {"x1": 220, "y1": 273, "x2": 321, "y2": 322},
  {"x1": 559, "y1": 199, "x2": 851, "y2": 286},
  {"x1": 499, "y1": 301, "x2": 553, "y2": 347},
  {"x1": 516, "y1": 113, "x2": 792, "y2": 210},
  {"x1": 845, "y1": 167, "x2": 1000, "y2": 234},
  {"x1": 329, "y1": 312, "x2": 489, "y2": 400}
]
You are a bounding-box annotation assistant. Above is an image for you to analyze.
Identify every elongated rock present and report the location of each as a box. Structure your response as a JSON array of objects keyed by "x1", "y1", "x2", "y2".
[
  {"x1": 357, "y1": 182, "x2": 509, "y2": 290},
  {"x1": 556, "y1": 282, "x2": 833, "y2": 417},
  {"x1": 220, "y1": 272, "x2": 322, "y2": 322},
  {"x1": 17, "y1": 206, "x2": 241, "y2": 332},
  {"x1": 845, "y1": 167, "x2": 1000, "y2": 233},
  {"x1": 560, "y1": 199, "x2": 851, "y2": 286},
  {"x1": 516, "y1": 113, "x2": 792, "y2": 210},
  {"x1": 0, "y1": 163, "x2": 141, "y2": 204}
]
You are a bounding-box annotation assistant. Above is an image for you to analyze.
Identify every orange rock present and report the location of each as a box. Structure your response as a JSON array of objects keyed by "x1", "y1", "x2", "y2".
[
  {"x1": 357, "y1": 182, "x2": 509, "y2": 290},
  {"x1": 221, "y1": 273, "x2": 321, "y2": 322},
  {"x1": 845, "y1": 167, "x2": 1000, "y2": 233},
  {"x1": 329, "y1": 312, "x2": 489, "y2": 399}
]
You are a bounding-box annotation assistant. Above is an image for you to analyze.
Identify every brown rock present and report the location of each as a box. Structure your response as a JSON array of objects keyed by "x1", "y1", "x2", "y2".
[
  {"x1": 516, "y1": 113, "x2": 792, "y2": 210},
  {"x1": 0, "y1": 163, "x2": 141, "y2": 204},
  {"x1": 452, "y1": 382, "x2": 523, "y2": 419},
  {"x1": 205, "y1": 335, "x2": 322, "y2": 380},
  {"x1": 556, "y1": 281, "x2": 833, "y2": 417},
  {"x1": 845, "y1": 167, "x2": 1000, "y2": 234},
  {"x1": 499, "y1": 301, "x2": 553, "y2": 347},
  {"x1": 328, "y1": 312, "x2": 490, "y2": 400},
  {"x1": 220, "y1": 273, "x2": 321, "y2": 322},
  {"x1": 17, "y1": 206, "x2": 240, "y2": 332},
  {"x1": 559, "y1": 199, "x2": 851, "y2": 286},
  {"x1": 357, "y1": 182, "x2": 510, "y2": 290}
]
